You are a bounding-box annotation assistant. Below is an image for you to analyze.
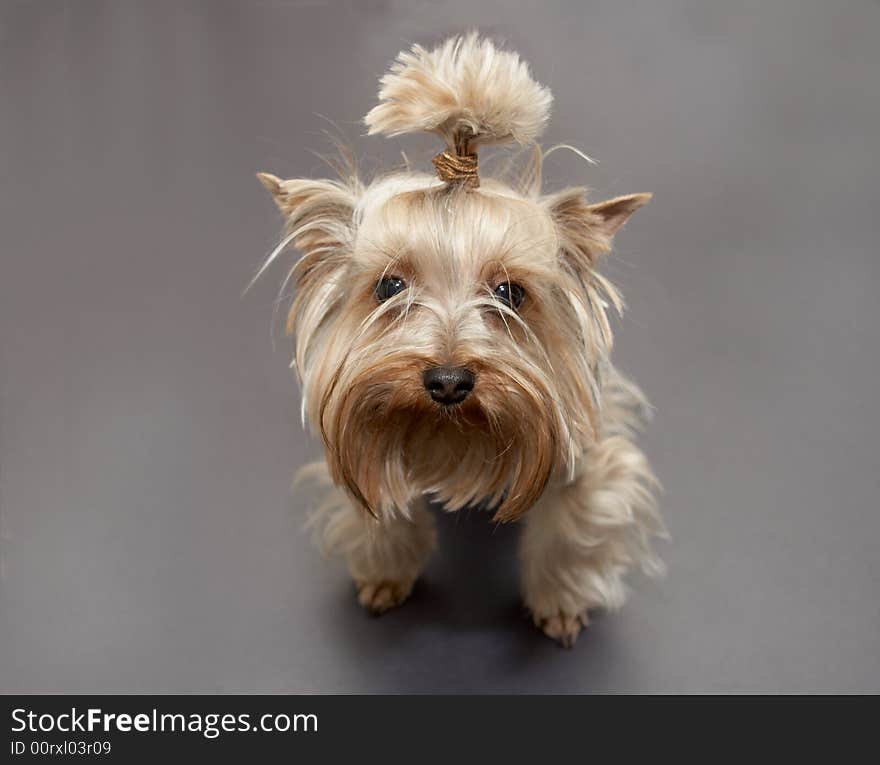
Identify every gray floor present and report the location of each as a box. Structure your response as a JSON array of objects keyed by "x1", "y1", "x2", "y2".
[{"x1": 2, "y1": 0, "x2": 879, "y2": 693}]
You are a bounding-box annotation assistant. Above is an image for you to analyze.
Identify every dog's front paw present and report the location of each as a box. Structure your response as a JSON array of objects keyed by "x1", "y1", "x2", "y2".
[
  {"x1": 533, "y1": 610, "x2": 588, "y2": 648},
  {"x1": 355, "y1": 579, "x2": 414, "y2": 614}
]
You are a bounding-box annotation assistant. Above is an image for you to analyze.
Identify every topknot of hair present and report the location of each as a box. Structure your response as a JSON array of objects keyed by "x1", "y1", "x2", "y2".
[{"x1": 364, "y1": 32, "x2": 552, "y2": 154}]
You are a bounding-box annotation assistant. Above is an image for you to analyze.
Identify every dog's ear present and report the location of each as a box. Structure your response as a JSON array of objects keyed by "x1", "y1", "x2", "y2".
[
  {"x1": 256, "y1": 172, "x2": 359, "y2": 343},
  {"x1": 257, "y1": 172, "x2": 357, "y2": 255},
  {"x1": 545, "y1": 188, "x2": 651, "y2": 269},
  {"x1": 587, "y1": 193, "x2": 652, "y2": 237}
]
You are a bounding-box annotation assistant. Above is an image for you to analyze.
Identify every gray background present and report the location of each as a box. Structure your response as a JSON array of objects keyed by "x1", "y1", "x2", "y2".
[{"x1": 1, "y1": 0, "x2": 878, "y2": 693}]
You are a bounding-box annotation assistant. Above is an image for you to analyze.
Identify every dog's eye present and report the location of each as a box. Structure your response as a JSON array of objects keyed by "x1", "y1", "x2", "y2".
[
  {"x1": 493, "y1": 282, "x2": 525, "y2": 310},
  {"x1": 375, "y1": 276, "x2": 407, "y2": 302}
]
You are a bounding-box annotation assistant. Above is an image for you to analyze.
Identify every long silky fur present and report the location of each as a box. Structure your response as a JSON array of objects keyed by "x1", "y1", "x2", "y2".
[
  {"x1": 258, "y1": 33, "x2": 664, "y2": 641},
  {"x1": 365, "y1": 32, "x2": 552, "y2": 152}
]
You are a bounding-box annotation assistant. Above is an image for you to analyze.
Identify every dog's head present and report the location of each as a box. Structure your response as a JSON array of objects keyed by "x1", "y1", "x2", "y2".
[{"x1": 258, "y1": 34, "x2": 650, "y2": 520}]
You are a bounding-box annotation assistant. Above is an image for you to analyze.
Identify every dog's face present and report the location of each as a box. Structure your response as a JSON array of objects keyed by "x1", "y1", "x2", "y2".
[{"x1": 260, "y1": 172, "x2": 648, "y2": 520}]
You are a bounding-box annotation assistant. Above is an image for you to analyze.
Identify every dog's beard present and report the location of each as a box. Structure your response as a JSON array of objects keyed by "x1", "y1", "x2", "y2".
[{"x1": 318, "y1": 350, "x2": 571, "y2": 522}]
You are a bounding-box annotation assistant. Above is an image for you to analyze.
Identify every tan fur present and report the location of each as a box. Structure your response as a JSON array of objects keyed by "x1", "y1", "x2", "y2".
[
  {"x1": 257, "y1": 34, "x2": 665, "y2": 646},
  {"x1": 365, "y1": 32, "x2": 552, "y2": 153}
]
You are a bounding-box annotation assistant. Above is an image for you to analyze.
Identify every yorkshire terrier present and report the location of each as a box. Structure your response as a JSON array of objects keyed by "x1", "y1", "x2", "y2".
[{"x1": 257, "y1": 33, "x2": 666, "y2": 646}]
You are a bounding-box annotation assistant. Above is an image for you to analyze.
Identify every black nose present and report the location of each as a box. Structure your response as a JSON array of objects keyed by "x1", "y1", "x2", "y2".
[{"x1": 422, "y1": 366, "x2": 475, "y2": 405}]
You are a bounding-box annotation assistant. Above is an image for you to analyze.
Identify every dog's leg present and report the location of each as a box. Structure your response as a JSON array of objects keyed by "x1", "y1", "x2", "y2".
[
  {"x1": 348, "y1": 499, "x2": 436, "y2": 614},
  {"x1": 302, "y1": 464, "x2": 436, "y2": 613},
  {"x1": 518, "y1": 435, "x2": 664, "y2": 646}
]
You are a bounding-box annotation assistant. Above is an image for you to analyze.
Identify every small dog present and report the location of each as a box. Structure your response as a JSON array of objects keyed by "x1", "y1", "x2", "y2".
[{"x1": 257, "y1": 33, "x2": 666, "y2": 646}]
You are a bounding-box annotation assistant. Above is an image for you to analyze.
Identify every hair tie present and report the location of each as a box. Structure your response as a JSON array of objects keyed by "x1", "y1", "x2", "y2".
[{"x1": 432, "y1": 150, "x2": 480, "y2": 188}]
